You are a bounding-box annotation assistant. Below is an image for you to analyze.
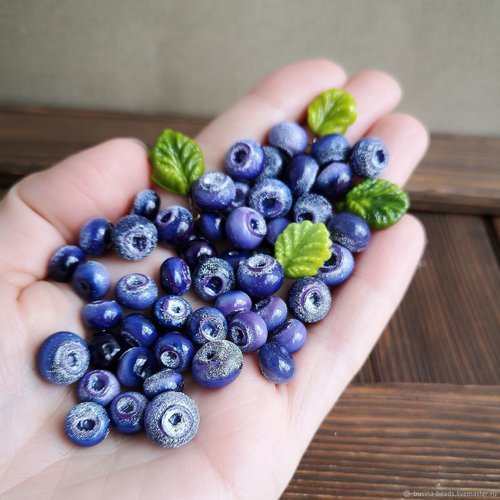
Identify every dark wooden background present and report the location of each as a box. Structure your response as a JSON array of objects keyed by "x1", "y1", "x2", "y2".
[{"x1": 0, "y1": 107, "x2": 499, "y2": 498}]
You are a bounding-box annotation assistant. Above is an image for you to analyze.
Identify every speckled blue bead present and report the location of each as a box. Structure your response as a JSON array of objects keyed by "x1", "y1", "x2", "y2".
[
  {"x1": 109, "y1": 391, "x2": 148, "y2": 434},
  {"x1": 314, "y1": 162, "x2": 353, "y2": 201},
  {"x1": 153, "y1": 295, "x2": 192, "y2": 330},
  {"x1": 116, "y1": 347, "x2": 156, "y2": 388},
  {"x1": 192, "y1": 340, "x2": 243, "y2": 389},
  {"x1": 265, "y1": 217, "x2": 290, "y2": 245},
  {"x1": 160, "y1": 257, "x2": 191, "y2": 295},
  {"x1": 119, "y1": 313, "x2": 158, "y2": 348},
  {"x1": 258, "y1": 343, "x2": 295, "y2": 384},
  {"x1": 255, "y1": 146, "x2": 286, "y2": 182},
  {"x1": 131, "y1": 189, "x2": 160, "y2": 220},
  {"x1": 237, "y1": 254, "x2": 284, "y2": 298},
  {"x1": 72, "y1": 260, "x2": 110, "y2": 300},
  {"x1": 221, "y1": 249, "x2": 252, "y2": 271},
  {"x1": 288, "y1": 277, "x2": 332, "y2": 324},
  {"x1": 224, "y1": 139, "x2": 264, "y2": 181},
  {"x1": 197, "y1": 212, "x2": 226, "y2": 242},
  {"x1": 154, "y1": 333, "x2": 194, "y2": 372},
  {"x1": 310, "y1": 134, "x2": 350, "y2": 166},
  {"x1": 248, "y1": 179, "x2": 292, "y2": 219},
  {"x1": 228, "y1": 311, "x2": 268, "y2": 352},
  {"x1": 315, "y1": 243, "x2": 355, "y2": 286},
  {"x1": 112, "y1": 215, "x2": 158, "y2": 260},
  {"x1": 187, "y1": 307, "x2": 228, "y2": 345},
  {"x1": 215, "y1": 290, "x2": 252, "y2": 317},
  {"x1": 327, "y1": 212, "x2": 371, "y2": 252},
  {"x1": 182, "y1": 237, "x2": 217, "y2": 268},
  {"x1": 144, "y1": 391, "x2": 200, "y2": 448},
  {"x1": 79, "y1": 217, "x2": 113, "y2": 257},
  {"x1": 155, "y1": 206, "x2": 194, "y2": 246},
  {"x1": 350, "y1": 137, "x2": 389, "y2": 178},
  {"x1": 143, "y1": 368, "x2": 184, "y2": 398},
  {"x1": 48, "y1": 245, "x2": 86, "y2": 282},
  {"x1": 192, "y1": 172, "x2": 236, "y2": 211},
  {"x1": 225, "y1": 207, "x2": 267, "y2": 250},
  {"x1": 293, "y1": 193, "x2": 333, "y2": 224},
  {"x1": 285, "y1": 154, "x2": 319, "y2": 197},
  {"x1": 77, "y1": 369, "x2": 121, "y2": 406},
  {"x1": 64, "y1": 402, "x2": 110, "y2": 446},
  {"x1": 268, "y1": 121, "x2": 308, "y2": 157},
  {"x1": 82, "y1": 300, "x2": 122, "y2": 330},
  {"x1": 252, "y1": 296, "x2": 288, "y2": 333},
  {"x1": 269, "y1": 319, "x2": 307, "y2": 353},
  {"x1": 115, "y1": 273, "x2": 158, "y2": 310},
  {"x1": 37, "y1": 331, "x2": 90, "y2": 385},
  {"x1": 88, "y1": 331, "x2": 123, "y2": 370},
  {"x1": 228, "y1": 182, "x2": 250, "y2": 211},
  {"x1": 192, "y1": 257, "x2": 235, "y2": 301}
]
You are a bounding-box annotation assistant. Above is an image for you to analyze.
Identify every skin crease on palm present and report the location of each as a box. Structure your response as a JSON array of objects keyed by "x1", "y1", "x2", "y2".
[{"x1": 0, "y1": 59, "x2": 429, "y2": 500}]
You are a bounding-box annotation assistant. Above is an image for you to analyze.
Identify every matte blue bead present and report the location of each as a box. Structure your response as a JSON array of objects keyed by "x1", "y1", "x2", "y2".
[
  {"x1": 82, "y1": 300, "x2": 123, "y2": 330},
  {"x1": 314, "y1": 162, "x2": 353, "y2": 201},
  {"x1": 64, "y1": 402, "x2": 110, "y2": 446},
  {"x1": 228, "y1": 182, "x2": 250, "y2": 210},
  {"x1": 131, "y1": 189, "x2": 160, "y2": 220},
  {"x1": 192, "y1": 257, "x2": 235, "y2": 301},
  {"x1": 48, "y1": 245, "x2": 86, "y2": 282},
  {"x1": 221, "y1": 249, "x2": 252, "y2": 271},
  {"x1": 224, "y1": 139, "x2": 264, "y2": 181},
  {"x1": 116, "y1": 347, "x2": 156, "y2": 388},
  {"x1": 268, "y1": 121, "x2": 308, "y2": 157},
  {"x1": 215, "y1": 290, "x2": 252, "y2": 317},
  {"x1": 258, "y1": 342, "x2": 295, "y2": 384},
  {"x1": 255, "y1": 146, "x2": 286, "y2": 182},
  {"x1": 225, "y1": 207, "x2": 267, "y2": 250},
  {"x1": 182, "y1": 237, "x2": 217, "y2": 268},
  {"x1": 327, "y1": 212, "x2": 371, "y2": 252},
  {"x1": 293, "y1": 193, "x2": 332, "y2": 224},
  {"x1": 350, "y1": 136, "x2": 389, "y2": 178},
  {"x1": 77, "y1": 369, "x2": 121, "y2": 406},
  {"x1": 109, "y1": 391, "x2": 148, "y2": 434},
  {"x1": 269, "y1": 319, "x2": 307, "y2": 353},
  {"x1": 252, "y1": 296, "x2": 288, "y2": 333},
  {"x1": 288, "y1": 277, "x2": 332, "y2": 324},
  {"x1": 79, "y1": 217, "x2": 113, "y2": 257},
  {"x1": 265, "y1": 217, "x2": 290, "y2": 245},
  {"x1": 119, "y1": 313, "x2": 158, "y2": 348},
  {"x1": 112, "y1": 215, "x2": 158, "y2": 261},
  {"x1": 153, "y1": 333, "x2": 195, "y2": 372},
  {"x1": 248, "y1": 179, "x2": 292, "y2": 219},
  {"x1": 37, "y1": 331, "x2": 90, "y2": 385},
  {"x1": 197, "y1": 212, "x2": 226, "y2": 242},
  {"x1": 88, "y1": 331, "x2": 123, "y2": 370},
  {"x1": 143, "y1": 368, "x2": 184, "y2": 398},
  {"x1": 192, "y1": 172, "x2": 236, "y2": 211},
  {"x1": 155, "y1": 206, "x2": 194, "y2": 246},
  {"x1": 237, "y1": 254, "x2": 284, "y2": 298},
  {"x1": 115, "y1": 273, "x2": 158, "y2": 310},
  {"x1": 72, "y1": 260, "x2": 110, "y2": 300},
  {"x1": 310, "y1": 134, "x2": 350, "y2": 166},
  {"x1": 153, "y1": 295, "x2": 192, "y2": 330},
  {"x1": 285, "y1": 154, "x2": 319, "y2": 197},
  {"x1": 228, "y1": 311, "x2": 268, "y2": 352},
  {"x1": 187, "y1": 306, "x2": 228, "y2": 345},
  {"x1": 315, "y1": 243, "x2": 355, "y2": 286},
  {"x1": 160, "y1": 257, "x2": 192, "y2": 295}
]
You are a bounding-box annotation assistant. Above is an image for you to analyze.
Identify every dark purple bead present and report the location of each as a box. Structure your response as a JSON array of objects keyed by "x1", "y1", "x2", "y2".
[
  {"x1": 310, "y1": 134, "x2": 350, "y2": 166},
  {"x1": 197, "y1": 212, "x2": 226, "y2": 242},
  {"x1": 350, "y1": 136, "x2": 389, "y2": 179},
  {"x1": 266, "y1": 218, "x2": 290, "y2": 245},
  {"x1": 109, "y1": 391, "x2": 148, "y2": 434},
  {"x1": 116, "y1": 347, "x2": 156, "y2": 388},
  {"x1": 192, "y1": 257, "x2": 235, "y2": 301},
  {"x1": 88, "y1": 331, "x2": 123, "y2": 370},
  {"x1": 225, "y1": 206, "x2": 267, "y2": 250},
  {"x1": 327, "y1": 212, "x2": 371, "y2": 252},
  {"x1": 268, "y1": 121, "x2": 308, "y2": 157},
  {"x1": 315, "y1": 243, "x2": 355, "y2": 286},
  {"x1": 119, "y1": 313, "x2": 158, "y2": 348},
  {"x1": 228, "y1": 182, "x2": 250, "y2": 210},
  {"x1": 48, "y1": 245, "x2": 86, "y2": 282},
  {"x1": 221, "y1": 249, "x2": 252, "y2": 271},
  {"x1": 155, "y1": 206, "x2": 194, "y2": 246},
  {"x1": 258, "y1": 342, "x2": 295, "y2": 384},
  {"x1": 252, "y1": 296, "x2": 288, "y2": 333},
  {"x1": 160, "y1": 257, "x2": 192, "y2": 295},
  {"x1": 153, "y1": 333, "x2": 194, "y2": 372},
  {"x1": 285, "y1": 154, "x2": 319, "y2": 197},
  {"x1": 215, "y1": 290, "x2": 252, "y2": 317},
  {"x1": 237, "y1": 254, "x2": 284, "y2": 298},
  {"x1": 182, "y1": 238, "x2": 217, "y2": 268},
  {"x1": 82, "y1": 300, "x2": 123, "y2": 330},
  {"x1": 192, "y1": 172, "x2": 236, "y2": 211},
  {"x1": 152, "y1": 295, "x2": 192, "y2": 330},
  {"x1": 288, "y1": 277, "x2": 332, "y2": 324},
  {"x1": 224, "y1": 139, "x2": 264, "y2": 181},
  {"x1": 77, "y1": 369, "x2": 121, "y2": 406},
  {"x1": 115, "y1": 273, "x2": 158, "y2": 310},
  {"x1": 228, "y1": 311, "x2": 268, "y2": 352},
  {"x1": 293, "y1": 193, "x2": 332, "y2": 224},
  {"x1": 112, "y1": 215, "x2": 158, "y2": 261},
  {"x1": 143, "y1": 368, "x2": 184, "y2": 398},
  {"x1": 314, "y1": 162, "x2": 353, "y2": 201},
  {"x1": 187, "y1": 307, "x2": 228, "y2": 345},
  {"x1": 72, "y1": 261, "x2": 110, "y2": 300},
  {"x1": 130, "y1": 189, "x2": 160, "y2": 220},
  {"x1": 79, "y1": 217, "x2": 113, "y2": 257},
  {"x1": 269, "y1": 319, "x2": 307, "y2": 353},
  {"x1": 248, "y1": 179, "x2": 292, "y2": 220},
  {"x1": 255, "y1": 146, "x2": 286, "y2": 182}
]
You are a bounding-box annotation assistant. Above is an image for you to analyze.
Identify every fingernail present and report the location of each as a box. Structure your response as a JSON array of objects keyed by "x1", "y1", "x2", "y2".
[{"x1": 130, "y1": 138, "x2": 149, "y2": 151}]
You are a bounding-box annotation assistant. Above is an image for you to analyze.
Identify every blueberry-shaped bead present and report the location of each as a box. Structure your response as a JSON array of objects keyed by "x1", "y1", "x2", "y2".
[
  {"x1": 109, "y1": 391, "x2": 148, "y2": 434},
  {"x1": 228, "y1": 182, "x2": 250, "y2": 211},
  {"x1": 79, "y1": 217, "x2": 113, "y2": 257},
  {"x1": 228, "y1": 311, "x2": 268, "y2": 352},
  {"x1": 115, "y1": 273, "x2": 158, "y2": 310},
  {"x1": 237, "y1": 254, "x2": 284, "y2": 298},
  {"x1": 225, "y1": 207, "x2": 267, "y2": 250},
  {"x1": 285, "y1": 154, "x2": 319, "y2": 197},
  {"x1": 119, "y1": 313, "x2": 158, "y2": 348},
  {"x1": 265, "y1": 217, "x2": 290, "y2": 246},
  {"x1": 269, "y1": 319, "x2": 307, "y2": 353},
  {"x1": 143, "y1": 368, "x2": 184, "y2": 398},
  {"x1": 144, "y1": 391, "x2": 200, "y2": 448},
  {"x1": 248, "y1": 179, "x2": 292, "y2": 220},
  {"x1": 48, "y1": 245, "x2": 86, "y2": 282},
  {"x1": 310, "y1": 133, "x2": 350, "y2": 166},
  {"x1": 72, "y1": 261, "x2": 110, "y2": 300},
  {"x1": 192, "y1": 172, "x2": 236, "y2": 211},
  {"x1": 37, "y1": 331, "x2": 90, "y2": 385},
  {"x1": 350, "y1": 137, "x2": 389, "y2": 178},
  {"x1": 160, "y1": 257, "x2": 192, "y2": 295},
  {"x1": 255, "y1": 146, "x2": 286, "y2": 182},
  {"x1": 182, "y1": 237, "x2": 217, "y2": 268},
  {"x1": 131, "y1": 189, "x2": 160, "y2": 220},
  {"x1": 116, "y1": 347, "x2": 156, "y2": 388},
  {"x1": 64, "y1": 402, "x2": 110, "y2": 446},
  {"x1": 192, "y1": 340, "x2": 243, "y2": 389},
  {"x1": 315, "y1": 243, "x2": 355, "y2": 286},
  {"x1": 224, "y1": 139, "x2": 264, "y2": 181},
  {"x1": 153, "y1": 295, "x2": 192, "y2": 330},
  {"x1": 197, "y1": 212, "x2": 226, "y2": 242},
  {"x1": 77, "y1": 369, "x2": 121, "y2": 406},
  {"x1": 327, "y1": 212, "x2": 371, "y2": 252},
  {"x1": 314, "y1": 162, "x2": 353, "y2": 201},
  {"x1": 258, "y1": 343, "x2": 295, "y2": 384},
  {"x1": 221, "y1": 249, "x2": 252, "y2": 271},
  {"x1": 252, "y1": 296, "x2": 288, "y2": 333},
  {"x1": 288, "y1": 277, "x2": 331, "y2": 324},
  {"x1": 293, "y1": 193, "x2": 333, "y2": 225},
  {"x1": 88, "y1": 331, "x2": 123, "y2": 370},
  {"x1": 153, "y1": 333, "x2": 195, "y2": 373},
  {"x1": 155, "y1": 206, "x2": 194, "y2": 246},
  {"x1": 82, "y1": 300, "x2": 123, "y2": 330},
  {"x1": 215, "y1": 290, "x2": 252, "y2": 317},
  {"x1": 268, "y1": 121, "x2": 308, "y2": 157},
  {"x1": 112, "y1": 215, "x2": 158, "y2": 260},
  {"x1": 192, "y1": 257, "x2": 235, "y2": 301},
  {"x1": 187, "y1": 306, "x2": 228, "y2": 345}
]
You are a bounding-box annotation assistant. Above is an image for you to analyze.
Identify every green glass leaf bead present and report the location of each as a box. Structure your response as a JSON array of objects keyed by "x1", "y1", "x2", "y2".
[
  {"x1": 337, "y1": 179, "x2": 410, "y2": 229},
  {"x1": 275, "y1": 221, "x2": 332, "y2": 279},
  {"x1": 150, "y1": 129, "x2": 205, "y2": 196},
  {"x1": 307, "y1": 88, "x2": 357, "y2": 137}
]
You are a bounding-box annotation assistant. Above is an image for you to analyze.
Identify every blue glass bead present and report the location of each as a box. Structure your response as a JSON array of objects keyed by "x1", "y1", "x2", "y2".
[
  {"x1": 310, "y1": 134, "x2": 350, "y2": 166},
  {"x1": 192, "y1": 257, "x2": 235, "y2": 301},
  {"x1": 255, "y1": 146, "x2": 286, "y2": 182},
  {"x1": 248, "y1": 179, "x2": 292, "y2": 219},
  {"x1": 154, "y1": 333, "x2": 194, "y2": 372},
  {"x1": 130, "y1": 189, "x2": 160, "y2": 220},
  {"x1": 182, "y1": 237, "x2": 217, "y2": 268},
  {"x1": 155, "y1": 206, "x2": 194, "y2": 246},
  {"x1": 153, "y1": 295, "x2": 192, "y2": 330},
  {"x1": 268, "y1": 121, "x2": 308, "y2": 157},
  {"x1": 315, "y1": 243, "x2": 355, "y2": 286},
  {"x1": 293, "y1": 193, "x2": 332, "y2": 224},
  {"x1": 192, "y1": 172, "x2": 236, "y2": 211},
  {"x1": 288, "y1": 277, "x2": 332, "y2": 324},
  {"x1": 266, "y1": 217, "x2": 290, "y2": 245},
  {"x1": 160, "y1": 257, "x2": 192, "y2": 295},
  {"x1": 143, "y1": 368, "x2": 184, "y2": 398},
  {"x1": 64, "y1": 402, "x2": 110, "y2": 446},
  {"x1": 82, "y1": 300, "x2": 123, "y2": 330},
  {"x1": 350, "y1": 136, "x2": 389, "y2": 178},
  {"x1": 221, "y1": 249, "x2": 252, "y2": 271},
  {"x1": 88, "y1": 331, "x2": 123, "y2": 370},
  {"x1": 144, "y1": 391, "x2": 200, "y2": 448},
  {"x1": 115, "y1": 273, "x2": 158, "y2": 310},
  {"x1": 77, "y1": 369, "x2": 121, "y2": 406},
  {"x1": 37, "y1": 331, "x2": 90, "y2": 385},
  {"x1": 228, "y1": 182, "x2": 250, "y2": 210},
  {"x1": 187, "y1": 307, "x2": 228, "y2": 345},
  {"x1": 112, "y1": 215, "x2": 158, "y2": 261},
  {"x1": 225, "y1": 207, "x2": 267, "y2": 250},
  {"x1": 119, "y1": 313, "x2": 158, "y2": 348},
  {"x1": 72, "y1": 260, "x2": 110, "y2": 300},
  {"x1": 258, "y1": 342, "x2": 295, "y2": 384},
  {"x1": 314, "y1": 162, "x2": 353, "y2": 201},
  {"x1": 197, "y1": 212, "x2": 226, "y2": 242},
  {"x1": 327, "y1": 212, "x2": 371, "y2": 252},
  {"x1": 285, "y1": 154, "x2": 319, "y2": 197},
  {"x1": 269, "y1": 319, "x2": 307, "y2": 353},
  {"x1": 109, "y1": 391, "x2": 148, "y2": 434},
  {"x1": 192, "y1": 340, "x2": 243, "y2": 389},
  {"x1": 48, "y1": 245, "x2": 86, "y2": 282},
  {"x1": 215, "y1": 290, "x2": 252, "y2": 317},
  {"x1": 224, "y1": 139, "x2": 264, "y2": 181},
  {"x1": 79, "y1": 217, "x2": 113, "y2": 257},
  {"x1": 116, "y1": 347, "x2": 156, "y2": 388},
  {"x1": 252, "y1": 295, "x2": 288, "y2": 333},
  {"x1": 228, "y1": 311, "x2": 268, "y2": 352},
  {"x1": 237, "y1": 254, "x2": 284, "y2": 298}
]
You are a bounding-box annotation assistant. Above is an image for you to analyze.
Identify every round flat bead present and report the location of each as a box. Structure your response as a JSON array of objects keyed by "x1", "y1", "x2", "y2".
[
  {"x1": 192, "y1": 172, "x2": 236, "y2": 211},
  {"x1": 115, "y1": 273, "x2": 158, "y2": 310},
  {"x1": 160, "y1": 257, "x2": 192, "y2": 295},
  {"x1": 153, "y1": 333, "x2": 194, "y2": 372},
  {"x1": 224, "y1": 139, "x2": 264, "y2": 181},
  {"x1": 72, "y1": 260, "x2": 110, "y2": 300},
  {"x1": 119, "y1": 313, "x2": 158, "y2": 348},
  {"x1": 258, "y1": 343, "x2": 295, "y2": 384},
  {"x1": 64, "y1": 402, "x2": 110, "y2": 446},
  {"x1": 155, "y1": 206, "x2": 194, "y2": 246},
  {"x1": 48, "y1": 245, "x2": 86, "y2": 282},
  {"x1": 79, "y1": 217, "x2": 113, "y2": 257},
  {"x1": 237, "y1": 254, "x2": 284, "y2": 298},
  {"x1": 285, "y1": 154, "x2": 319, "y2": 197},
  {"x1": 268, "y1": 121, "x2": 308, "y2": 157},
  {"x1": 109, "y1": 391, "x2": 148, "y2": 434},
  {"x1": 252, "y1": 296, "x2": 288, "y2": 333},
  {"x1": 225, "y1": 207, "x2": 267, "y2": 250},
  {"x1": 197, "y1": 212, "x2": 226, "y2": 242},
  {"x1": 182, "y1": 237, "x2": 217, "y2": 268},
  {"x1": 350, "y1": 137, "x2": 389, "y2": 178},
  {"x1": 315, "y1": 243, "x2": 355, "y2": 286},
  {"x1": 228, "y1": 182, "x2": 250, "y2": 211},
  {"x1": 293, "y1": 193, "x2": 332, "y2": 224},
  {"x1": 131, "y1": 189, "x2": 160, "y2": 220},
  {"x1": 266, "y1": 217, "x2": 290, "y2": 246},
  {"x1": 310, "y1": 134, "x2": 350, "y2": 166},
  {"x1": 228, "y1": 311, "x2": 268, "y2": 352},
  {"x1": 313, "y1": 162, "x2": 353, "y2": 202},
  {"x1": 77, "y1": 369, "x2": 121, "y2": 406},
  {"x1": 248, "y1": 179, "x2": 292, "y2": 219},
  {"x1": 153, "y1": 295, "x2": 192, "y2": 330},
  {"x1": 143, "y1": 368, "x2": 184, "y2": 398},
  {"x1": 112, "y1": 215, "x2": 158, "y2": 261},
  {"x1": 215, "y1": 290, "x2": 252, "y2": 317},
  {"x1": 88, "y1": 331, "x2": 123, "y2": 370},
  {"x1": 255, "y1": 146, "x2": 286, "y2": 182},
  {"x1": 327, "y1": 212, "x2": 371, "y2": 252},
  {"x1": 221, "y1": 249, "x2": 252, "y2": 271},
  {"x1": 192, "y1": 257, "x2": 235, "y2": 301},
  {"x1": 116, "y1": 347, "x2": 156, "y2": 388},
  {"x1": 269, "y1": 319, "x2": 307, "y2": 353},
  {"x1": 81, "y1": 300, "x2": 123, "y2": 330},
  {"x1": 288, "y1": 277, "x2": 332, "y2": 324},
  {"x1": 187, "y1": 307, "x2": 228, "y2": 345}
]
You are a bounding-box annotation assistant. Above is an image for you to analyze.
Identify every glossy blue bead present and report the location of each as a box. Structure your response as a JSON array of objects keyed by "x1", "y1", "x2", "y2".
[
  {"x1": 119, "y1": 313, "x2": 158, "y2": 348},
  {"x1": 116, "y1": 347, "x2": 156, "y2": 388},
  {"x1": 313, "y1": 162, "x2": 353, "y2": 201},
  {"x1": 112, "y1": 215, "x2": 158, "y2": 261},
  {"x1": 197, "y1": 212, "x2": 226, "y2": 242},
  {"x1": 130, "y1": 189, "x2": 160, "y2": 220},
  {"x1": 153, "y1": 333, "x2": 195, "y2": 372},
  {"x1": 82, "y1": 300, "x2": 122, "y2": 330},
  {"x1": 77, "y1": 369, "x2": 121, "y2": 406},
  {"x1": 215, "y1": 290, "x2": 252, "y2": 317},
  {"x1": 221, "y1": 249, "x2": 252, "y2": 271},
  {"x1": 192, "y1": 172, "x2": 236, "y2": 211},
  {"x1": 228, "y1": 182, "x2": 250, "y2": 211},
  {"x1": 315, "y1": 243, "x2": 355, "y2": 286},
  {"x1": 48, "y1": 245, "x2": 86, "y2": 282},
  {"x1": 285, "y1": 154, "x2": 319, "y2": 197},
  {"x1": 143, "y1": 368, "x2": 184, "y2": 398},
  {"x1": 258, "y1": 342, "x2": 295, "y2": 384},
  {"x1": 225, "y1": 207, "x2": 267, "y2": 250},
  {"x1": 265, "y1": 217, "x2": 290, "y2": 245},
  {"x1": 269, "y1": 319, "x2": 307, "y2": 353},
  {"x1": 350, "y1": 136, "x2": 389, "y2": 179},
  {"x1": 228, "y1": 311, "x2": 268, "y2": 352},
  {"x1": 155, "y1": 205, "x2": 194, "y2": 246},
  {"x1": 288, "y1": 277, "x2": 332, "y2": 324},
  {"x1": 327, "y1": 212, "x2": 371, "y2": 252},
  {"x1": 187, "y1": 306, "x2": 228, "y2": 345},
  {"x1": 310, "y1": 134, "x2": 350, "y2": 166},
  {"x1": 160, "y1": 257, "x2": 192, "y2": 295},
  {"x1": 237, "y1": 254, "x2": 284, "y2": 298},
  {"x1": 37, "y1": 331, "x2": 90, "y2": 385},
  {"x1": 293, "y1": 193, "x2": 332, "y2": 224},
  {"x1": 115, "y1": 273, "x2": 158, "y2": 310},
  {"x1": 248, "y1": 179, "x2": 292, "y2": 219},
  {"x1": 192, "y1": 257, "x2": 235, "y2": 301},
  {"x1": 182, "y1": 237, "x2": 217, "y2": 268},
  {"x1": 79, "y1": 217, "x2": 113, "y2": 257},
  {"x1": 88, "y1": 331, "x2": 123, "y2": 370},
  {"x1": 109, "y1": 391, "x2": 148, "y2": 434},
  {"x1": 268, "y1": 121, "x2": 308, "y2": 157},
  {"x1": 64, "y1": 402, "x2": 110, "y2": 446},
  {"x1": 255, "y1": 146, "x2": 286, "y2": 182},
  {"x1": 252, "y1": 296, "x2": 288, "y2": 333},
  {"x1": 224, "y1": 139, "x2": 264, "y2": 181},
  {"x1": 72, "y1": 260, "x2": 110, "y2": 300},
  {"x1": 153, "y1": 295, "x2": 192, "y2": 330},
  {"x1": 192, "y1": 340, "x2": 243, "y2": 389}
]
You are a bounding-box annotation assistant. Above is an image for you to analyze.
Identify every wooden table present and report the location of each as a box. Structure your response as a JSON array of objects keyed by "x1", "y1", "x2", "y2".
[{"x1": 1, "y1": 108, "x2": 499, "y2": 498}]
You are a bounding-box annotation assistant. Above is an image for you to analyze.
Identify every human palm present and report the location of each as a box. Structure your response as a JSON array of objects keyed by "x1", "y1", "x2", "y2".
[{"x1": 0, "y1": 60, "x2": 428, "y2": 499}]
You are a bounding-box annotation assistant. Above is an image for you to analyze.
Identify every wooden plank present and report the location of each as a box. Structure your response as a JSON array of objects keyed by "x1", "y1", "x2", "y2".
[{"x1": 283, "y1": 384, "x2": 500, "y2": 499}]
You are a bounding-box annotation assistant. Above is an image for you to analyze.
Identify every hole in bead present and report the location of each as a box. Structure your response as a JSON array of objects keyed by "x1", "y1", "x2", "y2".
[
  {"x1": 131, "y1": 236, "x2": 148, "y2": 252},
  {"x1": 77, "y1": 419, "x2": 96, "y2": 431},
  {"x1": 253, "y1": 297, "x2": 271, "y2": 311},
  {"x1": 78, "y1": 281, "x2": 90, "y2": 293},
  {"x1": 233, "y1": 147, "x2": 248, "y2": 165},
  {"x1": 232, "y1": 326, "x2": 246, "y2": 344},
  {"x1": 375, "y1": 149, "x2": 385, "y2": 164},
  {"x1": 262, "y1": 197, "x2": 278, "y2": 211},
  {"x1": 201, "y1": 320, "x2": 217, "y2": 339},
  {"x1": 117, "y1": 399, "x2": 135, "y2": 414},
  {"x1": 161, "y1": 350, "x2": 179, "y2": 367},
  {"x1": 307, "y1": 291, "x2": 321, "y2": 310},
  {"x1": 127, "y1": 274, "x2": 146, "y2": 287},
  {"x1": 160, "y1": 211, "x2": 174, "y2": 224},
  {"x1": 251, "y1": 256, "x2": 268, "y2": 268},
  {"x1": 169, "y1": 412, "x2": 183, "y2": 426},
  {"x1": 206, "y1": 350, "x2": 216, "y2": 360},
  {"x1": 91, "y1": 377, "x2": 106, "y2": 392},
  {"x1": 297, "y1": 212, "x2": 314, "y2": 222},
  {"x1": 205, "y1": 276, "x2": 223, "y2": 296},
  {"x1": 66, "y1": 352, "x2": 79, "y2": 367}
]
